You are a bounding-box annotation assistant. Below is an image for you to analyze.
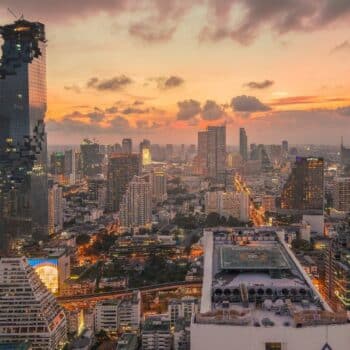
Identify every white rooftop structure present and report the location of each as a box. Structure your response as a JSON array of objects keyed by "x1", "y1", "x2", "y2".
[{"x1": 192, "y1": 227, "x2": 350, "y2": 350}]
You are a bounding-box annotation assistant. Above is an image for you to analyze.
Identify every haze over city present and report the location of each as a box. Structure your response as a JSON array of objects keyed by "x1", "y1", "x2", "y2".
[
  {"x1": 2, "y1": 0, "x2": 350, "y2": 144},
  {"x1": 2, "y1": 1, "x2": 350, "y2": 350}
]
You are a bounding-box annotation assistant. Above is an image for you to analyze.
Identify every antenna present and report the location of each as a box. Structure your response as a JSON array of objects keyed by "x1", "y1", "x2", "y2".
[{"x1": 7, "y1": 8, "x2": 18, "y2": 20}]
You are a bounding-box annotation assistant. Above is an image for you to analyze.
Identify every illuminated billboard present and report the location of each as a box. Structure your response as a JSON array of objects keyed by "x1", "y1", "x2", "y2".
[{"x1": 28, "y1": 258, "x2": 59, "y2": 294}]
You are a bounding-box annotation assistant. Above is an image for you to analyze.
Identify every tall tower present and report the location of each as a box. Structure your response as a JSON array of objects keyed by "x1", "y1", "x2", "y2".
[
  {"x1": 0, "y1": 19, "x2": 48, "y2": 251},
  {"x1": 107, "y1": 153, "x2": 140, "y2": 212},
  {"x1": 119, "y1": 175, "x2": 152, "y2": 229},
  {"x1": 239, "y1": 128, "x2": 248, "y2": 161},
  {"x1": 122, "y1": 138, "x2": 133, "y2": 154},
  {"x1": 207, "y1": 125, "x2": 226, "y2": 183},
  {"x1": 281, "y1": 157, "x2": 324, "y2": 212}
]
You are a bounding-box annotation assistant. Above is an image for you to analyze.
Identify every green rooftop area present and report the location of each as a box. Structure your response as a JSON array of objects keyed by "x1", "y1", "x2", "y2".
[{"x1": 219, "y1": 245, "x2": 290, "y2": 270}]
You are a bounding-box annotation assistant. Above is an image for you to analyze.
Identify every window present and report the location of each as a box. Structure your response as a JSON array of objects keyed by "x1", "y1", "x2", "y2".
[{"x1": 266, "y1": 343, "x2": 282, "y2": 350}]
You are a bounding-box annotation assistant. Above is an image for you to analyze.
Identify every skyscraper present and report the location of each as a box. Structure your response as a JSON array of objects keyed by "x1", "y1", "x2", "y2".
[
  {"x1": 239, "y1": 128, "x2": 248, "y2": 161},
  {"x1": 122, "y1": 138, "x2": 133, "y2": 154},
  {"x1": 334, "y1": 177, "x2": 350, "y2": 212},
  {"x1": 140, "y1": 139, "x2": 152, "y2": 166},
  {"x1": 119, "y1": 176, "x2": 152, "y2": 229},
  {"x1": 80, "y1": 139, "x2": 103, "y2": 178},
  {"x1": 0, "y1": 19, "x2": 48, "y2": 251},
  {"x1": 197, "y1": 126, "x2": 226, "y2": 182},
  {"x1": 151, "y1": 168, "x2": 167, "y2": 204},
  {"x1": 207, "y1": 125, "x2": 226, "y2": 182},
  {"x1": 281, "y1": 157, "x2": 324, "y2": 212},
  {"x1": 0, "y1": 257, "x2": 67, "y2": 349},
  {"x1": 48, "y1": 182, "x2": 64, "y2": 235},
  {"x1": 107, "y1": 153, "x2": 140, "y2": 212},
  {"x1": 341, "y1": 138, "x2": 350, "y2": 172}
]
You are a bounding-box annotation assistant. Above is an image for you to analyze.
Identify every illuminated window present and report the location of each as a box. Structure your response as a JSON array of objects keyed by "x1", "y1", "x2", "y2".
[{"x1": 266, "y1": 343, "x2": 282, "y2": 350}]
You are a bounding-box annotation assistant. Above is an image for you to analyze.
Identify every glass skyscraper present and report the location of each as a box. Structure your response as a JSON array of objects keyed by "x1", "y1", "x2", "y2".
[{"x1": 0, "y1": 19, "x2": 48, "y2": 253}]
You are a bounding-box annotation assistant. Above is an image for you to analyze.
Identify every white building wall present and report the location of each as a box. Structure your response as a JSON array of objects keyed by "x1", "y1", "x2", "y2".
[{"x1": 191, "y1": 323, "x2": 350, "y2": 350}]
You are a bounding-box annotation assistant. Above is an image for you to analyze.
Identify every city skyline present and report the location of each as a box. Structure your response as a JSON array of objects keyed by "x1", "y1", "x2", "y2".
[{"x1": 1, "y1": 2, "x2": 350, "y2": 145}]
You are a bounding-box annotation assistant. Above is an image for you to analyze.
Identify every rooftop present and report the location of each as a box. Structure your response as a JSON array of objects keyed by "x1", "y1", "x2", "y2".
[{"x1": 198, "y1": 227, "x2": 343, "y2": 328}]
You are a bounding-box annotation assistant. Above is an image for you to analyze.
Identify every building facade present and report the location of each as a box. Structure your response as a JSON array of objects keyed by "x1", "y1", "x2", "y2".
[
  {"x1": 239, "y1": 128, "x2": 248, "y2": 161},
  {"x1": 281, "y1": 157, "x2": 324, "y2": 212},
  {"x1": 107, "y1": 153, "x2": 140, "y2": 212},
  {"x1": 0, "y1": 257, "x2": 67, "y2": 349},
  {"x1": 0, "y1": 20, "x2": 49, "y2": 251}
]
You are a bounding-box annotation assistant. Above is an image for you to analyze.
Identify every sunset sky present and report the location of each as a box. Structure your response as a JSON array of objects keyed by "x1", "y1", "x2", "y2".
[{"x1": 1, "y1": 0, "x2": 350, "y2": 145}]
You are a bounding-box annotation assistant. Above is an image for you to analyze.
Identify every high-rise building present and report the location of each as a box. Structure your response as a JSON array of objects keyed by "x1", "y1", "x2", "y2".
[
  {"x1": 107, "y1": 153, "x2": 140, "y2": 212},
  {"x1": 95, "y1": 291, "x2": 141, "y2": 333},
  {"x1": 151, "y1": 168, "x2": 167, "y2": 203},
  {"x1": 48, "y1": 182, "x2": 63, "y2": 235},
  {"x1": 334, "y1": 177, "x2": 350, "y2": 212},
  {"x1": 341, "y1": 138, "x2": 350, "y2": 172},
  {"x1": 119, "y1": 176, "x2": 152, "y2": 229},
  {"x1": 0, "y1": 257, "x2": 67, "y2": 349},
  {"x1": 50, "y1": 152, "x2": 65, "y2": 176},
  {"x1": 165, "y1": 144, "x2": 174, "y2": 161},
  {"x1": 122, "y1": 138, "x2": 133, "y2": 154},
  {"x1": 140, "y1": 139, "x2": 152, "y2": 166},
  {"x1": 197, "y1": 126, "x2": 226, "y2": 182},
  {"x1": 168, "y1": 297, "x2": 199, "y2": 327},
  {"x1": 80, "y1": 139, "x2": 103, "y2": 178},
  {"x1": 0, "y1": 20, "x2": 49, "y2": 250},
  {"x1": 239, "y1": 128, "x2": 248, "y2": 161},
  {"x1": 88, "y1": 178, "x2": 107, "y2": 210},
  {"x1": 142, "y1": 315, "x2": 172, "y2": 350},
  {"x1": 281, "y1": 157, "x2": 324, "y2": 212},
  {"x1": 282, "y1": 140, "x2": 289, "y2": 154},
  {"x1": 64, "y1": 149, "x2": 76, "y2": 184}
]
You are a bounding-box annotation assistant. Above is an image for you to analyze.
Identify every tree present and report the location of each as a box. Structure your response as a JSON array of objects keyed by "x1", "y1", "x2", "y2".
[
  {"x1": 205, "y1": 212, "x2": 221, "y2": 227},
  {"x1": 76, "y1": 233, "x2": 91, "y2": 245}
]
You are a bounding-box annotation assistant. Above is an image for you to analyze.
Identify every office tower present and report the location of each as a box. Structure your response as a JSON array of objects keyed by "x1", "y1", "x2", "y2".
[
  {"x1": 191, "y1": 228, "x2": 350, "y2": 350},
  {"x1": 341, "y1": 138, "x2": 350, "y2": 171},
  {"x1": 119, "y1": 176, "x2": 152, "y2": 229},
  {"x1": 239, "y1": 128, "x2": 248, "y2": 161},
  {"x1": 282, "y1": 140, "x2": 289, "y2": 154},
  {"x1": 107, "y1": 153, "x2": 140, "y2": 211},
  {"x1": 0, "y1": 20, "x2": 49, "y2": 250},
  {"x1": 207, "y1": 126, "x2": 226, "y2": 182},
  {"x1": 166, "y1": 144, "x2": 174, "y2": 161},
  {"x1": 152, "y1": 168, "x2": 167, "y2": 203},
  {"x1": 88, "y1": 178, "x2": 107, "y2": 210},
  {"x1": 198, "y1": 126, "x2": 226, "y2": 182},
  {"x1": 0, "y1": 257, "x2": 67, "y2": 349},
  {"x1": 250, "y1": 144, "x2": 272, "y2": 171},
  {"x1": 334, "y1": 177, "x2": 350, "y2": 212},
  {"x1": 281, "y1": 157, "x2": 324, "y2": 212},
  {"x1": 197, "y1": 131, "x2": 208, "y2": 175},
  {"x1": 48, "y1": 182, "x2": 63, "y2": 235},
  {"x1": 140, "y1": 139, "x2": 152, "y2": 166},
  {"x1": 142, "y1": 315, "x2": 172, "y2": 350},
  {"x1": 64, "y1": 149, "x2": 76, "y2": 184},
  {"x1": 80, "y1": 139, "x2": 102, "y2": 177},
  {"x1": 122, "y1": 138, "x2": 133, "y2": 154},
  {"x1": 204, "y1": 191, "x2": 240, "y2": 219},
  {"x1": 50, "y1": 152, "x2": 65, "y2": 176}
]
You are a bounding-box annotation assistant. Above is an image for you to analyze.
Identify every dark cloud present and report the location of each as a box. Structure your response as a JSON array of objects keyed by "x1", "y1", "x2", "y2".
[
  {"x1": 133, "y1": 100, "x2": 144, "y2": 105},
  {"x1": 270, "y1": 96, "x2": 350, "y2": 106},
  {"x1": 201, "y1": 0, "x2": 350, "y2": 45},
  {"x1": 128, "y1": 23, "x2": 176, "y2": 43},
  {"x1": 245, "y1": 80, "x2": 274, "y2": 89},
  {"x1": 152, "y1": 75, "x2": 185, "y2": 90},
  {"x1": 231, "y1": 95, "x2": 271, "y2": 112},
  {"x1": 105, "y1": 106, "x2": 119, "y2": 113},
  {"x1": 122, "y1": 107, "x2": 149, "y2": 114},
  {"x1": 331, "y1": 40, "x2": 350, "y2": 54},
  {"x1": 201, "y1": 100, "x2": 224, "y2": 120},
  {"x1": 87, "y1": 75, "x2": 133, "y2": 91},
  {"x1": 177, "y1": 99, "x2": 201, "y2": 120},
  {"x1": 64, "y1": 85, "x2": 81, "y2": 93}
]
